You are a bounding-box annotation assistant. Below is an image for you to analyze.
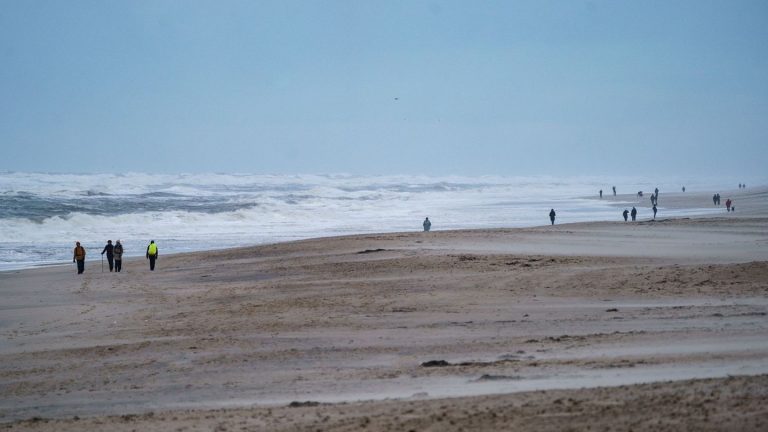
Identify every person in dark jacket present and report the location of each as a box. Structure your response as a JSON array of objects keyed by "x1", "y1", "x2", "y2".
[
  {"x1": 622, "y1": 209, "x2": 629, "y2": 222},
  {"x1": 652, "y1": 205, "x2": 658, "y2": 220},
  {"x1": 423, "y1": 217, "x2": 431, "y2": 232},
  {"x1": 549, "y1": 209, "x2": 556, "y2": 225},
  {"x1": 73, "y1": 241, "x2": 86, "y2": 274},
  {"x1": 146, "y1": 240, "x2": 158, "y2": 271},
  {"x1": 101, "y1": 240, "x2": 114, "y2": 272},
  {"x1": 631, "y1": 207, "x2": 637, "y2": 221},
  {"x1": 113, "y1": 240, "x2": 124, "y2": 272}
]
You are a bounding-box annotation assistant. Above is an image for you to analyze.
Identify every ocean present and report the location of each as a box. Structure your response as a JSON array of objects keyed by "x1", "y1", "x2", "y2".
[{"x1": 0, "y1": 172, "x2": 728, "y2": 271}]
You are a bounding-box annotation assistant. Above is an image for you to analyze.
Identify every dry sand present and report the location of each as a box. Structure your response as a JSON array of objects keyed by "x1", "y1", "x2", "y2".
[{"x1": 1, "y1": 188, "x2": 767, "y2": 431}]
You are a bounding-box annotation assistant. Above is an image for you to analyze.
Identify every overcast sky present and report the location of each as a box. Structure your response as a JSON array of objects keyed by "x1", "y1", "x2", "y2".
[{"x1": 2, "y1": 1, "x2": 767, "y2": 177}]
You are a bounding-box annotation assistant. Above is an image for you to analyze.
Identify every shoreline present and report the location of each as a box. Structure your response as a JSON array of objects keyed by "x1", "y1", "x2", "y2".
[
  {"x1": 3, "y1": 185, "x2": 766, "y2": 273},
  {"x1": 2, "y1": 196, "x2": 768, "y2": 430}
]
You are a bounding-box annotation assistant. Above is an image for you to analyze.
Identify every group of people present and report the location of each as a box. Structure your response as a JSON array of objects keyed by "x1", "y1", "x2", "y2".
[
  {"x1": 599, "y1": 186, "x2": 618, "y2": 198},
  {"x1": 711, "y1": 193, "x2": 736, "y2": 211},
  {"x1": 72, "y1": 240, "x2": 159, "y2": 274},
  {"x1": 622, "y1": 207, "x2": 638, "y2": 221},
  {"x1": 98, "y1": 240, "x2": 124, "y2": 272}
]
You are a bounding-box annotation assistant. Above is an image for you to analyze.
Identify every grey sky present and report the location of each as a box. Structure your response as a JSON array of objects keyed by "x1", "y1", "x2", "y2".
[{"x1": 2, "y1": 1, "x2": 767, "y2": 176}]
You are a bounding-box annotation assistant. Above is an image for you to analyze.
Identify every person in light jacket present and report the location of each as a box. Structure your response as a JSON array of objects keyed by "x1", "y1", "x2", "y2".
[
  {"x1": 146, "y1": 240, "x2": 158, "y2": 271},
  {"x1": 113, "y1": 240, "x2": 124, "y2": 272}
]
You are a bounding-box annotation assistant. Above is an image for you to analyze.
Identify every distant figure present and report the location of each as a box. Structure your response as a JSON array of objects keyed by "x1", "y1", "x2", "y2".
[
  {"x1": 717, "y1": 193, "x2": 721, "y2": 205},
  {"x1": 612, "y1": 186, "x2": 616, "y2": 196},
  {"x1": 549, "y1": 209, "x2": 556, "y2": 225},
  {"x1": 101, "y1": 240, "x2": 114, "y2": 272},
  {"x1": 652, "y1": 205, "x2": 657, "y2": 220},
  {"x1": 146, "y1": 240, "x2": 158, "y2": 271},
  {"x1": 73, "y1": 241, "x2": 86, "y2": 274},
  {"x1": 650, "y1": 195, "x2": 656, "y2": 206},
  {"x1": 682, "y1": 186, "x2": 685, "y2": 192},
  {"x1": 738, "y1": 183, "x2": 742, "y2": 189},
  {"x1": 654, "y1": 187, "x2": 659, "y2": 197},
  {"x1": 630, "y1": 207, "x2": 637, "y2": 221},
  {"x1": 725, "y1": 199, "x2": 732, "y2": 212},
  {"x1": 113, "y1": 240, "x2": 124, "y2": 272},
  {"x1": 712, "y1": 194, "x2": 717, "y2": 205},
  {"x1": 622, "y1": 209, "x2": 629, "y2": 222},
  {"x1": 423, "y1": 217, "x2": 431, "y2": 232},
  {"x1": 599, "y1": 189, "x2": 603, "y2": 199}
]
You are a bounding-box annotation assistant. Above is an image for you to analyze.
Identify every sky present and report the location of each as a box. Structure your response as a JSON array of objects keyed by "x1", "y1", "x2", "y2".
[{"x1": 1, "y1": 0, "x2": 767, "y2": 177}]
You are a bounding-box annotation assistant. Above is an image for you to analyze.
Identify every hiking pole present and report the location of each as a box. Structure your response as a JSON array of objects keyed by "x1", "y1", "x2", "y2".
[{"x1": 101, "y1": 254, "x2": 104, "y2": 273}]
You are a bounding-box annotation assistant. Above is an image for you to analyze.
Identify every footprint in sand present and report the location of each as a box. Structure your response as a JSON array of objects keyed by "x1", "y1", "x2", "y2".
[{"x1": 77, "y1": 274, "x2": 91, "y2": 293}]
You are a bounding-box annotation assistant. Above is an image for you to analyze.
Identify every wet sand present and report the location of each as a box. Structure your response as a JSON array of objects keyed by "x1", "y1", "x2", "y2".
[{"x1": 1, "y1": 188, "x2": 767, "y2": 430}]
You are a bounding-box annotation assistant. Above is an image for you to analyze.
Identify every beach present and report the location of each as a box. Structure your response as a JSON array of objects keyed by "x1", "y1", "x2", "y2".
[{"x1": 1, "y1": 189, "x2": 767, "y2": 431}]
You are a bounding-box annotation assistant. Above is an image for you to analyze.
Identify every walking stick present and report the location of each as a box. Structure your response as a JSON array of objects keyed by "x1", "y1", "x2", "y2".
[{"x1": 101, "y1": 254, "x2": 104, "y2": 273}]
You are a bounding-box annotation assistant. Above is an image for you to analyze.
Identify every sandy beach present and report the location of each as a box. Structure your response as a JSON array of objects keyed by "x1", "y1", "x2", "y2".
[{"x1": 2, "y1": 188, "x2": 767, "y2": 431}]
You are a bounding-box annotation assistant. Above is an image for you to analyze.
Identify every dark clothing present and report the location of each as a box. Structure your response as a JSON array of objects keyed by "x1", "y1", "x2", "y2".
[
  {"x1": 101, "y1": 244, "x2": 114, "y2": 272},
  {"x1": 73, "y1": 245, "x2": 86, "y2": 274},
  {"x1": 148, "y1": 255, "x2": 156, "y2": 271},
  {"x1": 622, "y1": 210, "x2": 629, "y2": 222},
  {"x1": 114, "y1": 259, "x2": 122, "y2": 272},
  {"x1": 549, "y1": 209, "x2": 556, "y2": 225},
  {"x1": 73, "y1": 245, "x2": 86, "y2": 261},
  {"x1": 631, "y1": 207, "x2": 637, "y2": 221}
]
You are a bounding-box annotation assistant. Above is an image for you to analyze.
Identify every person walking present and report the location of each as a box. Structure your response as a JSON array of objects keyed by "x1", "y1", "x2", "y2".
[
  {"x1": 423, "y1": 217, "x2": 431, "y2": 232},
  {"x1": 113, "y1": 240, "x2": 124, "y2": 272},
  {"x1": 101, "y1": 240, "x2": 115, "y2": 272},
  {"x1": 622, "y1": 209, "x2": 629, "y2": 222},
  {"x1": 73, "y1": 241, "x2": 86, "y2": 274},
  {"x1": 599, "y1": 189, "x2": 603, "y2": 199},
  {"x1": 631, "y1": 206, "x2": 637, "y2": 221},
  {"x1": 652, "y1": 205, "x2": 658, "y2": 220},
  {"x1": 549, "y1": 208, "x2": 556, "y2": 225},
  {"x1": 612, "y1": 186, "x2": 616, "y2": 196},
  {"x1": 725, "y1": 198, "x2": 732, "y2": 212},
  {"x1": 146, "y1": 240, "x2": 158, "y2": 271}
]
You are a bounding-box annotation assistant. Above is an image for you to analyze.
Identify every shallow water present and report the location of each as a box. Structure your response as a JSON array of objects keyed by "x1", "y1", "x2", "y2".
[{"x1": 0, "y1": 172, "x2": 736, "y2": 270}]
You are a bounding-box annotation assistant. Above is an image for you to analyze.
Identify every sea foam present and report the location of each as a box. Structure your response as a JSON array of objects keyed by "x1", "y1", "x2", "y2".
[{"x1": 0, "y1": 172, "x2": 732, "y2": 271}]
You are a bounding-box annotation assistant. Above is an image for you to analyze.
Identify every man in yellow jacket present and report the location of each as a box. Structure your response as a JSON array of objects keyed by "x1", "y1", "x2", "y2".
[
  {"x1": 146, "y1": 240, "x2": 158, "y2": 271},
  {"x1": 73, "y1": 241, "x2": 86, "y2": 274}
]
